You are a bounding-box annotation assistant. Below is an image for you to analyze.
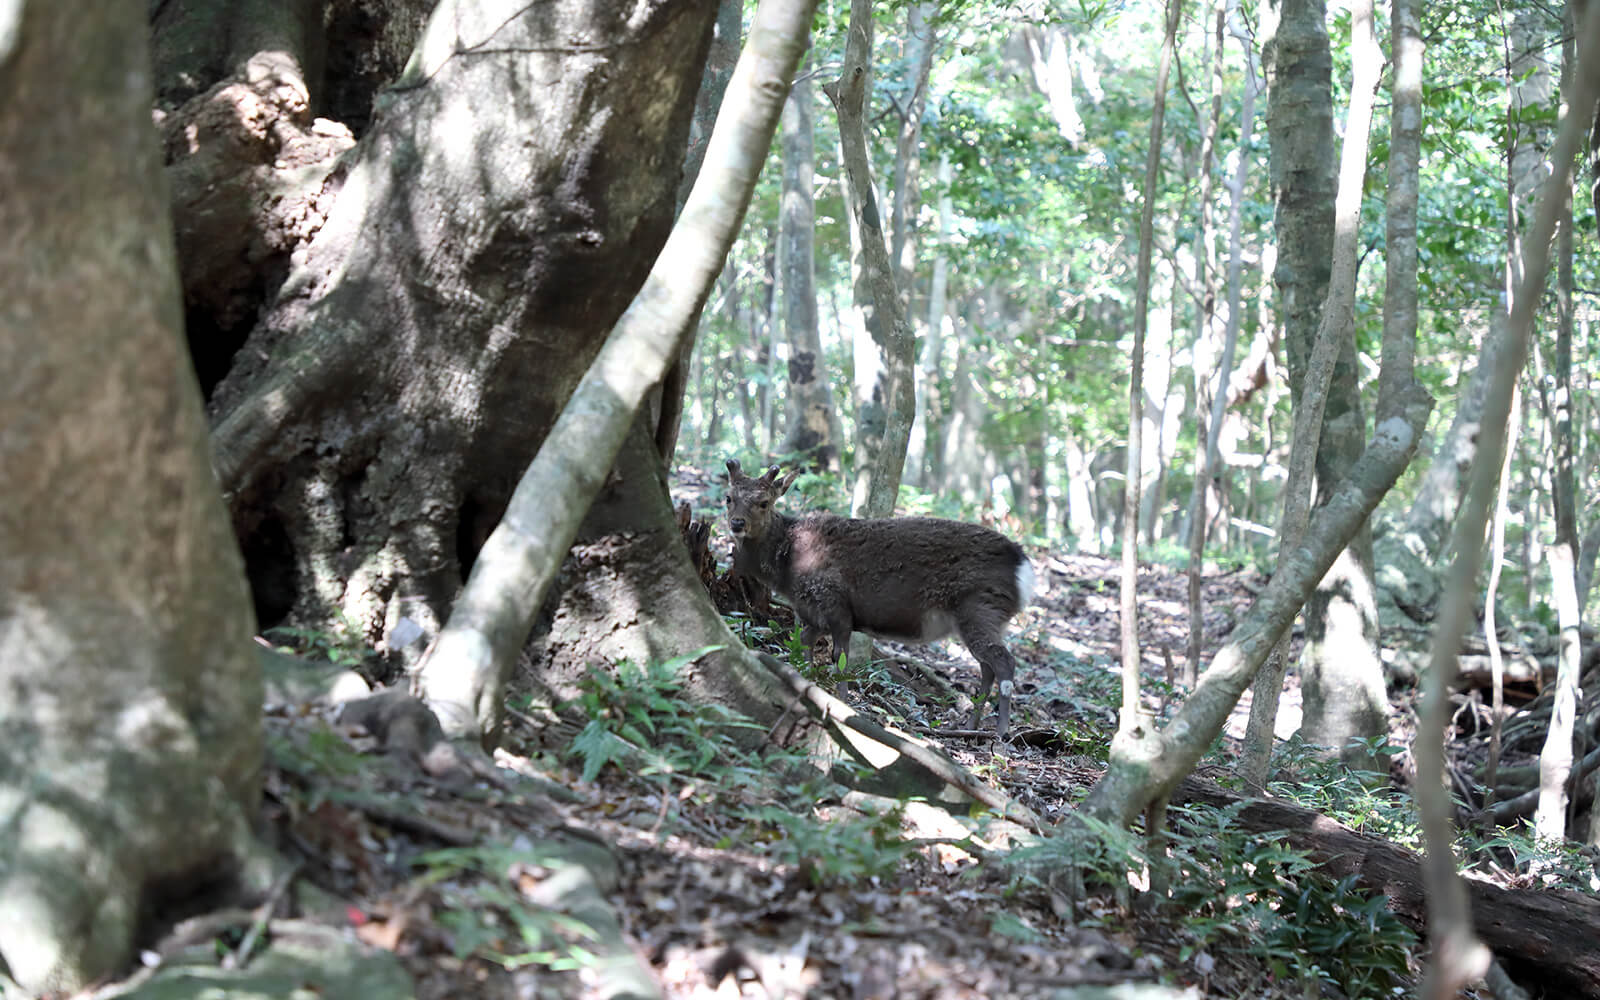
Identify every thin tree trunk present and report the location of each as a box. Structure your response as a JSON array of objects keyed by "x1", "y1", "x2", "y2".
[
  {"x1": 890, "y1": 2, "x2": 936, "y2": 295},
  {"x1": 907, "y1": 153, "x2": 954, "y2": 487},
  {"x1": 1118, "y1": 0, "x2": 1185, "y2": 733},
  {"x1": 778, "y1": 72, "x2": 842, "y2": 470},
  {"x1": 1186, "y1": 0, "x2": 1257, "y2": 686},
  {"x1": 658, "y1": 0, "x2": 745, "y2": 461},
  {"x1": 1242, "y1": 0, "x2": 1381, "y2": 785},
  {"x1": 825, "y1": 0, "x2": 916, "y2": 518},
  {"x1": 1415, "y1": 7, "x2": 1600, "y2": 993},
  {"x1": 1535, "y1": 2, "x2": 1585, "y2": 846},
  {"x1": 1182, "y1": 1, "x2": 1226, "y2": 683},
  {"x1": 1536, "y1": 541, "x2": 1583, "y2": 840},
  {"x1": 1483, "y1": 387, "x2": 1518, "y2": 807}
]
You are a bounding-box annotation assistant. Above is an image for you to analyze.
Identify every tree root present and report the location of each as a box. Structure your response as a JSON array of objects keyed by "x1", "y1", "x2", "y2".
[{"x1": 756, "y1": 652, "x2": 1042, "y2": 832}]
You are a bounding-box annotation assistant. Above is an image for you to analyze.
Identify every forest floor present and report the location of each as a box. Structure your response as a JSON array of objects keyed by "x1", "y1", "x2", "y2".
[{"x1": 140, "y1": 469, "x2": 1475, "y2": 1000}]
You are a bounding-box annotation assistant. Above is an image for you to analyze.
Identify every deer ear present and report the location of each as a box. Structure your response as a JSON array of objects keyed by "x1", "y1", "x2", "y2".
[{"x1": 778, "y1": 469, "x2": 801, "y2": 494}]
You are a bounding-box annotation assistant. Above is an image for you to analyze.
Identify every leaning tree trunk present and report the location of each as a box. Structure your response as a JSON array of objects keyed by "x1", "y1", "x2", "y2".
[
  {"x1": 1, "y1": 2, "x2": 262, "y2": 991},
  {"x1": 201, "y1": 0, "x2": 722, "y2": 654}
]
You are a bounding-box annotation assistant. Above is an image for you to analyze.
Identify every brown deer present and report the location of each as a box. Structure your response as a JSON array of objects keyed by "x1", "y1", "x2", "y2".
[{"x1": 724, "y1": 460, "x2": 1035, "y2": 734}]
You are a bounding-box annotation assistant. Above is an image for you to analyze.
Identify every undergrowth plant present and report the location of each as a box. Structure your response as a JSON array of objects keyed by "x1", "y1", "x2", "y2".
[
  {"x1": 563, "y1": 647, "x2": 931, "y2": 889},
  {"x1": 413, "y1": 844, "x2": 603, "y2": 973},
  {"x1": 1165, "y1": 801, "x2": 1416, "y2": 997},
  {"x1": 564, "y1": 647, "x2": 765, "y2": 793},
  {"x1": 759, "y1": 805, "x2": 913, "y2": 889},
  {"x1": 263, "y1": 618, "x2": 370, "y2": 670},
  {"x1": 1262, "y1": 735, "x2": 1419, "y2": 847},
  {"x1": 1474, "y1": 825, "x2": 1600, "y2": 892}
]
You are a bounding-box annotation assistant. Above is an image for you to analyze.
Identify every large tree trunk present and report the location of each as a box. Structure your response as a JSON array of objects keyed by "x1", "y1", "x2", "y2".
[
  {"x1": 416, "y1": 0, "x2": 821, "y2": 741},
  {"x1": 0, "y1": 3, "x2": 262, "y2": 991},
  {"x1": 201, "y1": 0, "x2": 720, "y2": 652},
  {"x1": 529, "y1": 419, "x2": 786, "y2": 723},
  {"x1": 152, "y1": 0, "x2": 432, "y2": 392}
]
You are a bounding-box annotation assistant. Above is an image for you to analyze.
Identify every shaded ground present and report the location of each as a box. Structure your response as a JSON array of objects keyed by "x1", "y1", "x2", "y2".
[
  {"x1": 240, "y1": 549, "x2": 1279, "y2": 1000},
  {"x1": 96, "y1": 465, "x2": 1505, "y2": 1000}
]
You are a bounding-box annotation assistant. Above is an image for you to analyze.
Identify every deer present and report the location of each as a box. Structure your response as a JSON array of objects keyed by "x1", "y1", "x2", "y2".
[{"x1": 723, "y1": 460, "x2": 1035, "y2": 735}]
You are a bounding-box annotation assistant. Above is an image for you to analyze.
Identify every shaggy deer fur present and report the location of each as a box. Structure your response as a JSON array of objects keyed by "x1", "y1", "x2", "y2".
[{"x1": 724, "y1": 460, "x2": 1034, "y2": 734}]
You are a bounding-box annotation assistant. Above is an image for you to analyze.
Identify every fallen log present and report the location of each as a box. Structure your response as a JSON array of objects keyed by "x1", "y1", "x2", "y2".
[{"x1": 1175, "y1": 776, "x2": 1600, "y2": 999}]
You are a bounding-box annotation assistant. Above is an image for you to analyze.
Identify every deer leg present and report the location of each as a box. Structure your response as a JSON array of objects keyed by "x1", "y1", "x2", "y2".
[
  {"x1": 957, "y1": 610, "x2": 1018, "y2": 736},
  {"x1": 970, "y1": 662, "x2": 996, "y2": 729},
  {"x1": 796, "y1": 593, "x2": 853, "y2": 668}
]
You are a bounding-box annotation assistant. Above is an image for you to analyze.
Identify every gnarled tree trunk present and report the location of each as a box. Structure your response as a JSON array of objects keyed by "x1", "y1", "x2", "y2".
[{"x1": 199, "y1": 0, "x2": 721, "y2": 655}]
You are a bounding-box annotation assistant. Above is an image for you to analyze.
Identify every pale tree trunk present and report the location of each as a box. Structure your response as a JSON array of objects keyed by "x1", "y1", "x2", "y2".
[
  {"x1": 763, "y1": 224, "x2": 783, "y2": 452},
  {"x1": 1402, "y1": 319, "x2": 1511, "y2": 558},
  {"x1": 826, "y1": 0, "x2": 917, "y2": 519},
  {"x1": 1063, "y1": 433, "x2": 1098, "y2": 549},
  {"x1": 1117, "y1": 0, "x2": 1184, "y2": 737},
  {"x1": 0, "y1": 3, "x2": 262, "y2": 991},
  {"x1": 1180, "y1": 0, "x2": 1223, "y2": 564},
  {"x1": 1020, "y1": 24, "x2": 1087, "y2": 144},
  {"x1": 420, "y1": 0, "x2": 820, "y2": 741},
  {"x1": 940, "y1": 332, "x2": 986, "y2": 502},
  {"x1": 1536, "y1": 542, "x2": 1583, "y2": 840},
  {"x1": 890, "y1": 3, "x2": 937, "y2": 294},
  {"x1": 1186, "y1": 0, "x2": 1257, "y2": 685},
  {"x1": 1415, "y1": 8, "x2": 1600, "y2": 992},
  {"x1": 1534, "y1": 4, "x2": 1584, "y2": 846},
  {"x1": 777, "y1": 72, "x2": 842, "y2": 470},
  {"x1": 906, "y1": 153, "x2": 954, "y2": 487},
  {"x1": 1404, "y1": 10, "x2": 1555, "y2": 562},
  {"x1": 1243, "y1": 0, "x2": 1384, "y2": 783},
  {"x1": 1142, "y1": 283, "x2": 1181, "y2": 547},
  {"x1": 1482, "y1": 388, "x2": 1518, "y2": 803}
]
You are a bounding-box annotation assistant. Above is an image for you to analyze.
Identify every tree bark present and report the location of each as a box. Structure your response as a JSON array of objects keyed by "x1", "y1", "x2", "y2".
[
  {"x1": 658, "y1": 0, "x2": 746, "y2": 463},
  {"x1": 825, "y1": 0, "x2": 916, "y2": 519},
  {"x1": 204, "y1": 0, "x2": 720, "y2": 650},
  {"x1": 1244, "y1": 0, "x2": 1384, "y2": 782},
  {"x1": 0, "y1": 3, "x2": 262, "y2": 990},
  {"x1": 906, "y1": 152, "x2": 954, "y2": 488},
  {"x1": 777, "y1": 71, "x2": 843, "y2": 470},
  {"x1": 889, "y1": 3, "x2": 937, "y2": 296},
  {"x1": 418, "y1": 0, "x2": 822, "y2": 742}
]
